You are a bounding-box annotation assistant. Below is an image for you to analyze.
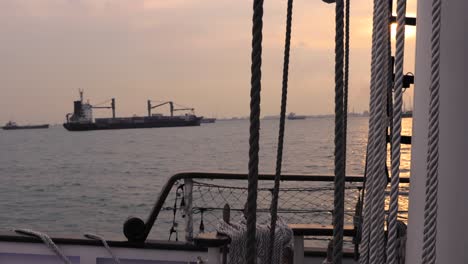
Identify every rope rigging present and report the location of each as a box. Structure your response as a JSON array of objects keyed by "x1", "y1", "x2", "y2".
[
  {"x1": 332, "y1": 0, "x2": 346, "y2": 262},
  {"x1": 386, "y1": 0, "x2": 407, "y2": 262},
  {"x1": 359, "y1": 0, "x2": 390, "y2": 262},
  {"x1": 421, "y1": 0, "x2": 442, "y2": 262},
  {"x1": 246, "y1": 0, "x2": 264, "y2": 263},
  {"x1": 267, "y1": 0, "x2": 294, "y2": 262}
]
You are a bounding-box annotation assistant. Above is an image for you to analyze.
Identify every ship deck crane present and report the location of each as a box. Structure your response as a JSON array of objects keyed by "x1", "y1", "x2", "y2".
[
  {"x1": 92, "y1": 98, "x2": 116, "y2": 118},
  {"x1": 147, "y1": 101, "x2": 195, "y2": 117},
  {"x1": 148, "y1": 101, "x2": 174, "y2": 117}
]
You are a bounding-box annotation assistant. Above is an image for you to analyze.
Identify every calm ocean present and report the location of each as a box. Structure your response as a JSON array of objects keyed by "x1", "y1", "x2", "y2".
[{"x1": 0, "y1": 117, "x2": 412, "y2": 240}]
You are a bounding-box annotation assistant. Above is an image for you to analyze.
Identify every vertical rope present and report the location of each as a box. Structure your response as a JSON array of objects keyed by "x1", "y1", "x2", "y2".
[
  {"x1": 421, "y1": 0, "x2": 442, "y2": 263},
  {"x1": 368, "y1": 0, "x2": 389, "y2": 261},
  {"x1": 359, "y1": 0, "x2": 389, "y2": 262},
  {"x1": 268, "y1": 0, "x2": 294, "y2": 262},
  {"x1": 343, "y1": 0, "x2": 350, "y2": 178},
  {"x1": 386, "y1": 0, "x2": 407, "y2": 262},
  {"x1": 332, "y1": 0, "x2": 346, "y2": 262},
  {"x1": 246, "y1": 0, "x2": 264, "y2": 263}
]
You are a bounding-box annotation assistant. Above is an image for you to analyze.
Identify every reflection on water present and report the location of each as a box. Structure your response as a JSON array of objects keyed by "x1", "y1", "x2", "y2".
[{"x1": 386, "y1": 118, "x2": 413, "y2": 222}]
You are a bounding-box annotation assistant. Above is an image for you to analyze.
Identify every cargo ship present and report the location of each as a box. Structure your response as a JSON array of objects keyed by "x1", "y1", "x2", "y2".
[
  {"x1": 2, "y1": 121, "x2": 49, "y2": 130},
  {"x1": 63, "y1": 90, "x2": 202, "y2": 131}
]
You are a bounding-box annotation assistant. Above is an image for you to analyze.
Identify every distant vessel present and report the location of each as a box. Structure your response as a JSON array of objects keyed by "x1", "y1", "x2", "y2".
[
  {"x1": 63, "y1": 90, "x2": 202, "y2": 131},
  {"x1": 287, "y1": 112, "x2": 306, "y2": 120},
  {"x1": 2, "y1": 121, "x2": 49, "y2": 130},
  {"x1": 201, "y1": 118, "x2": 216, "y2": 123}
]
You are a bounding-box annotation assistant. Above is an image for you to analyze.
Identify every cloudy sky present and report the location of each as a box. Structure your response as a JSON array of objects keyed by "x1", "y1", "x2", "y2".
[{"x1": 0, "y1": 0, "x2": 417, "y2": 124}]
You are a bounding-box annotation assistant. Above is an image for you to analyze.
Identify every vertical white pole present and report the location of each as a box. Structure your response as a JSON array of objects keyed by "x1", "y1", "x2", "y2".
[{"x1": 406, "y1": 0, "x2": 468, "y2": 263}]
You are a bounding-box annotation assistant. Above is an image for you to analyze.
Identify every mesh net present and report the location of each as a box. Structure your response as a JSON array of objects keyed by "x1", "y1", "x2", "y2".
[{"x1": 149, "y1": 177, "x2": 409, "y2": 248}]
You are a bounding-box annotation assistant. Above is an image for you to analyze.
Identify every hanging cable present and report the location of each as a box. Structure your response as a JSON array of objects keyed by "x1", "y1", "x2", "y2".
[
  {"x1": 246, "y1": 0, "x2": 264, "y2": 263},
  {"x1": 332, "y1": 0, "x2": 346, "y2": 262},
  {"x1": 386, "y1": 0, "x2": 407, "y2": 262},
  {"x1": 343, "y1": 0, "x2": 350, "y2": 177},
  {"x1": 268, "y1": 0, "x2": 294, "y2": 262},
  {"x1": 422, "y1": 0, "x2": 442, "y2": 263},
  {"x1": 359, "y1": 0, "x2": 389, "y2": 262}
]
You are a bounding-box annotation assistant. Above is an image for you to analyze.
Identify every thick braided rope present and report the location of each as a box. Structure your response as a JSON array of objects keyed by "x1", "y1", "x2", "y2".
[
  {"x1": 15, "y1": 229, "x2": 72, "y2": 264},
  {"x1": 359, "y1": 0, "x2": 388, "y2": 262},
  {"x1": 377, "y1": 5, "x2": 393, "y2": 262},
  {"x1": 367, "y1": 0, "x2": 390, "y2": 261},
  {"x1": 247, "y1": 0, "x2": 264, "y2": 263},
  {"x1": 343, "y1": 0, "x2": 350, "y2": 178},
  {"x1": 386, "y1": 0, "x2": 407, "y2": 262},
  {"x1": 358, "y1": 0, "x2": 380, "y2": 260},
  {"x1": 268, "y1": 0, "x2": 293, "y2": 262},
  {"x1": 332, "y1": 0, "x2": 346, "y2": 262},
  {"x1": 421, "y1": 0, "x2": 442, "y2": 263},
  {"x1": 84, "y1": 233, "x2": 121, "y2": 264}
]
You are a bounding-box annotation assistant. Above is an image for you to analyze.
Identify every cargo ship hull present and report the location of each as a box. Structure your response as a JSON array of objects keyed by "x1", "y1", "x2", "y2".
[
  {"x1": 63, "y1": 117, "x2": 201, "y2": 131},
  {"x1": 2, "y1": 124, "x2": 49, "y2": 130}
]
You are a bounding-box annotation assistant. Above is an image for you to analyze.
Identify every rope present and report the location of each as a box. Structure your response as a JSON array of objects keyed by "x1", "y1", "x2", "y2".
[
  {"x1": 422, "y1": 0, "x2": 442, "y2": 262},
  {"x1": 332, "y1": 0, "x2": 346, "y2": 262},
  {"x1": 386, "y1": 0, "x2": 407, "y2": 261},
  {"x1": 343, "y1": 0, "x2": 350, "y2": 177},
  {"x1": 15, "y1": 229, "x2": 72, "y2": 264},
  {"x1": 268, "y1": 0, "x2": 294, "y2": 262},
  {"x1": 369, "y1": 0, "x2": 390, "y2": 260},
  {"x1": 247, "y1": 0, "x2": 264, "y2": 263},
  {"x1": 217, "y1": 218, "x2": 293, "y2": 264},
  {"x1": 359, "y1": 0, "x2": 389, "y2": 262},
  {"x1": 84, "y1": 233, "x2": 121, "y2": 264}
]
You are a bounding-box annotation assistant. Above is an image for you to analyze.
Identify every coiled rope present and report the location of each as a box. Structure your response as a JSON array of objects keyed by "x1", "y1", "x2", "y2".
[
  {"x1": 268, "y1": 0, "x2": 294, "y2": 262},
  {"x1": 332, "y1": 0, "x2": 346, "y2": 263},
  {"x1": 359, "y1": 0, "x2": 389, "y2": 262},
  {"x1": 421, "y1": 0, "x2": 442, "y2": 263},
  {"x1": 15, "y1": 229, "x2": 72, "y2": 264},
  {"x1": 386, "y1": 0, "x2": 407, "y2": 262},
  {"x1": 246, "y1": 0, "x2": 264, "y2": 263}
]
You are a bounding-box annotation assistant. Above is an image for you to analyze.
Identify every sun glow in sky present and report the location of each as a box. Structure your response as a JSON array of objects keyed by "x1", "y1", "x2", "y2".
[{"x1": 0, "y1": 0, "x2": 418, "y2": 124}]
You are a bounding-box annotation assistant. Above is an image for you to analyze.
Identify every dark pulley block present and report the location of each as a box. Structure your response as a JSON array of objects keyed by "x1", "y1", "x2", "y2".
[
  {"x1": 403, "y1": 74, "x2": 414, "y2": 88},
  {"x1": 124, "y1": 217, "x2": 146, "y2": 242},
  {"x1": 390, "y1": 16, "x2": 417, "y2": 26}
]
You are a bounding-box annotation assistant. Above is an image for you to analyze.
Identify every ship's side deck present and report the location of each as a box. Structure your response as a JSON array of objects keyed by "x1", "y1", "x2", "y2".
[{"x1": 0, "y1": 231, "x2": 358, "y2": 264}]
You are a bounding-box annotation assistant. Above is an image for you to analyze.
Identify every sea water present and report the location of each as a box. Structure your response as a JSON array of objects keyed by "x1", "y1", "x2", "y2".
[{"x1": 0, "y1": 117, "x2": 412, "y2": 240}]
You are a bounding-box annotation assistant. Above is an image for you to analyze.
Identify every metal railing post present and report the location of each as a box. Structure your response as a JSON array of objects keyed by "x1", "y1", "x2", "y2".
[{"x1": 184, "y1": 178, "x2": 194, "y2": 242}]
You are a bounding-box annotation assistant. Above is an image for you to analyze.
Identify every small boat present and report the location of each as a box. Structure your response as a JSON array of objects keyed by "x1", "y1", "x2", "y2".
[
  {"x1": 2, "y1": 121, "x2": 49, "y2": 130},
  {"x1": 287, "y1": 112, "x2": 306, "y2": 120},
  {"x1": 200, "y1": 118, "x2": 216, "y2": 123}
]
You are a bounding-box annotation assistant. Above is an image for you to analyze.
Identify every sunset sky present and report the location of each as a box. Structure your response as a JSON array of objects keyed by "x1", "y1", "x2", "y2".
[{"x1": 0, "y1": 0, "x2": 417, "y2": 124}]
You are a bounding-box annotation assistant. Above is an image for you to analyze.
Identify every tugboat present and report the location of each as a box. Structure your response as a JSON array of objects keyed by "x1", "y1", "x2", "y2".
[
  {"x1": 63, "y1": 90, "x2": 202, "y2": 131},
  {"x1": 287, "y1": 112, "x2": 306, "y2": 120},
  {"x1": 2, "y1": 121, "x2": 49, "y2": 130}
]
